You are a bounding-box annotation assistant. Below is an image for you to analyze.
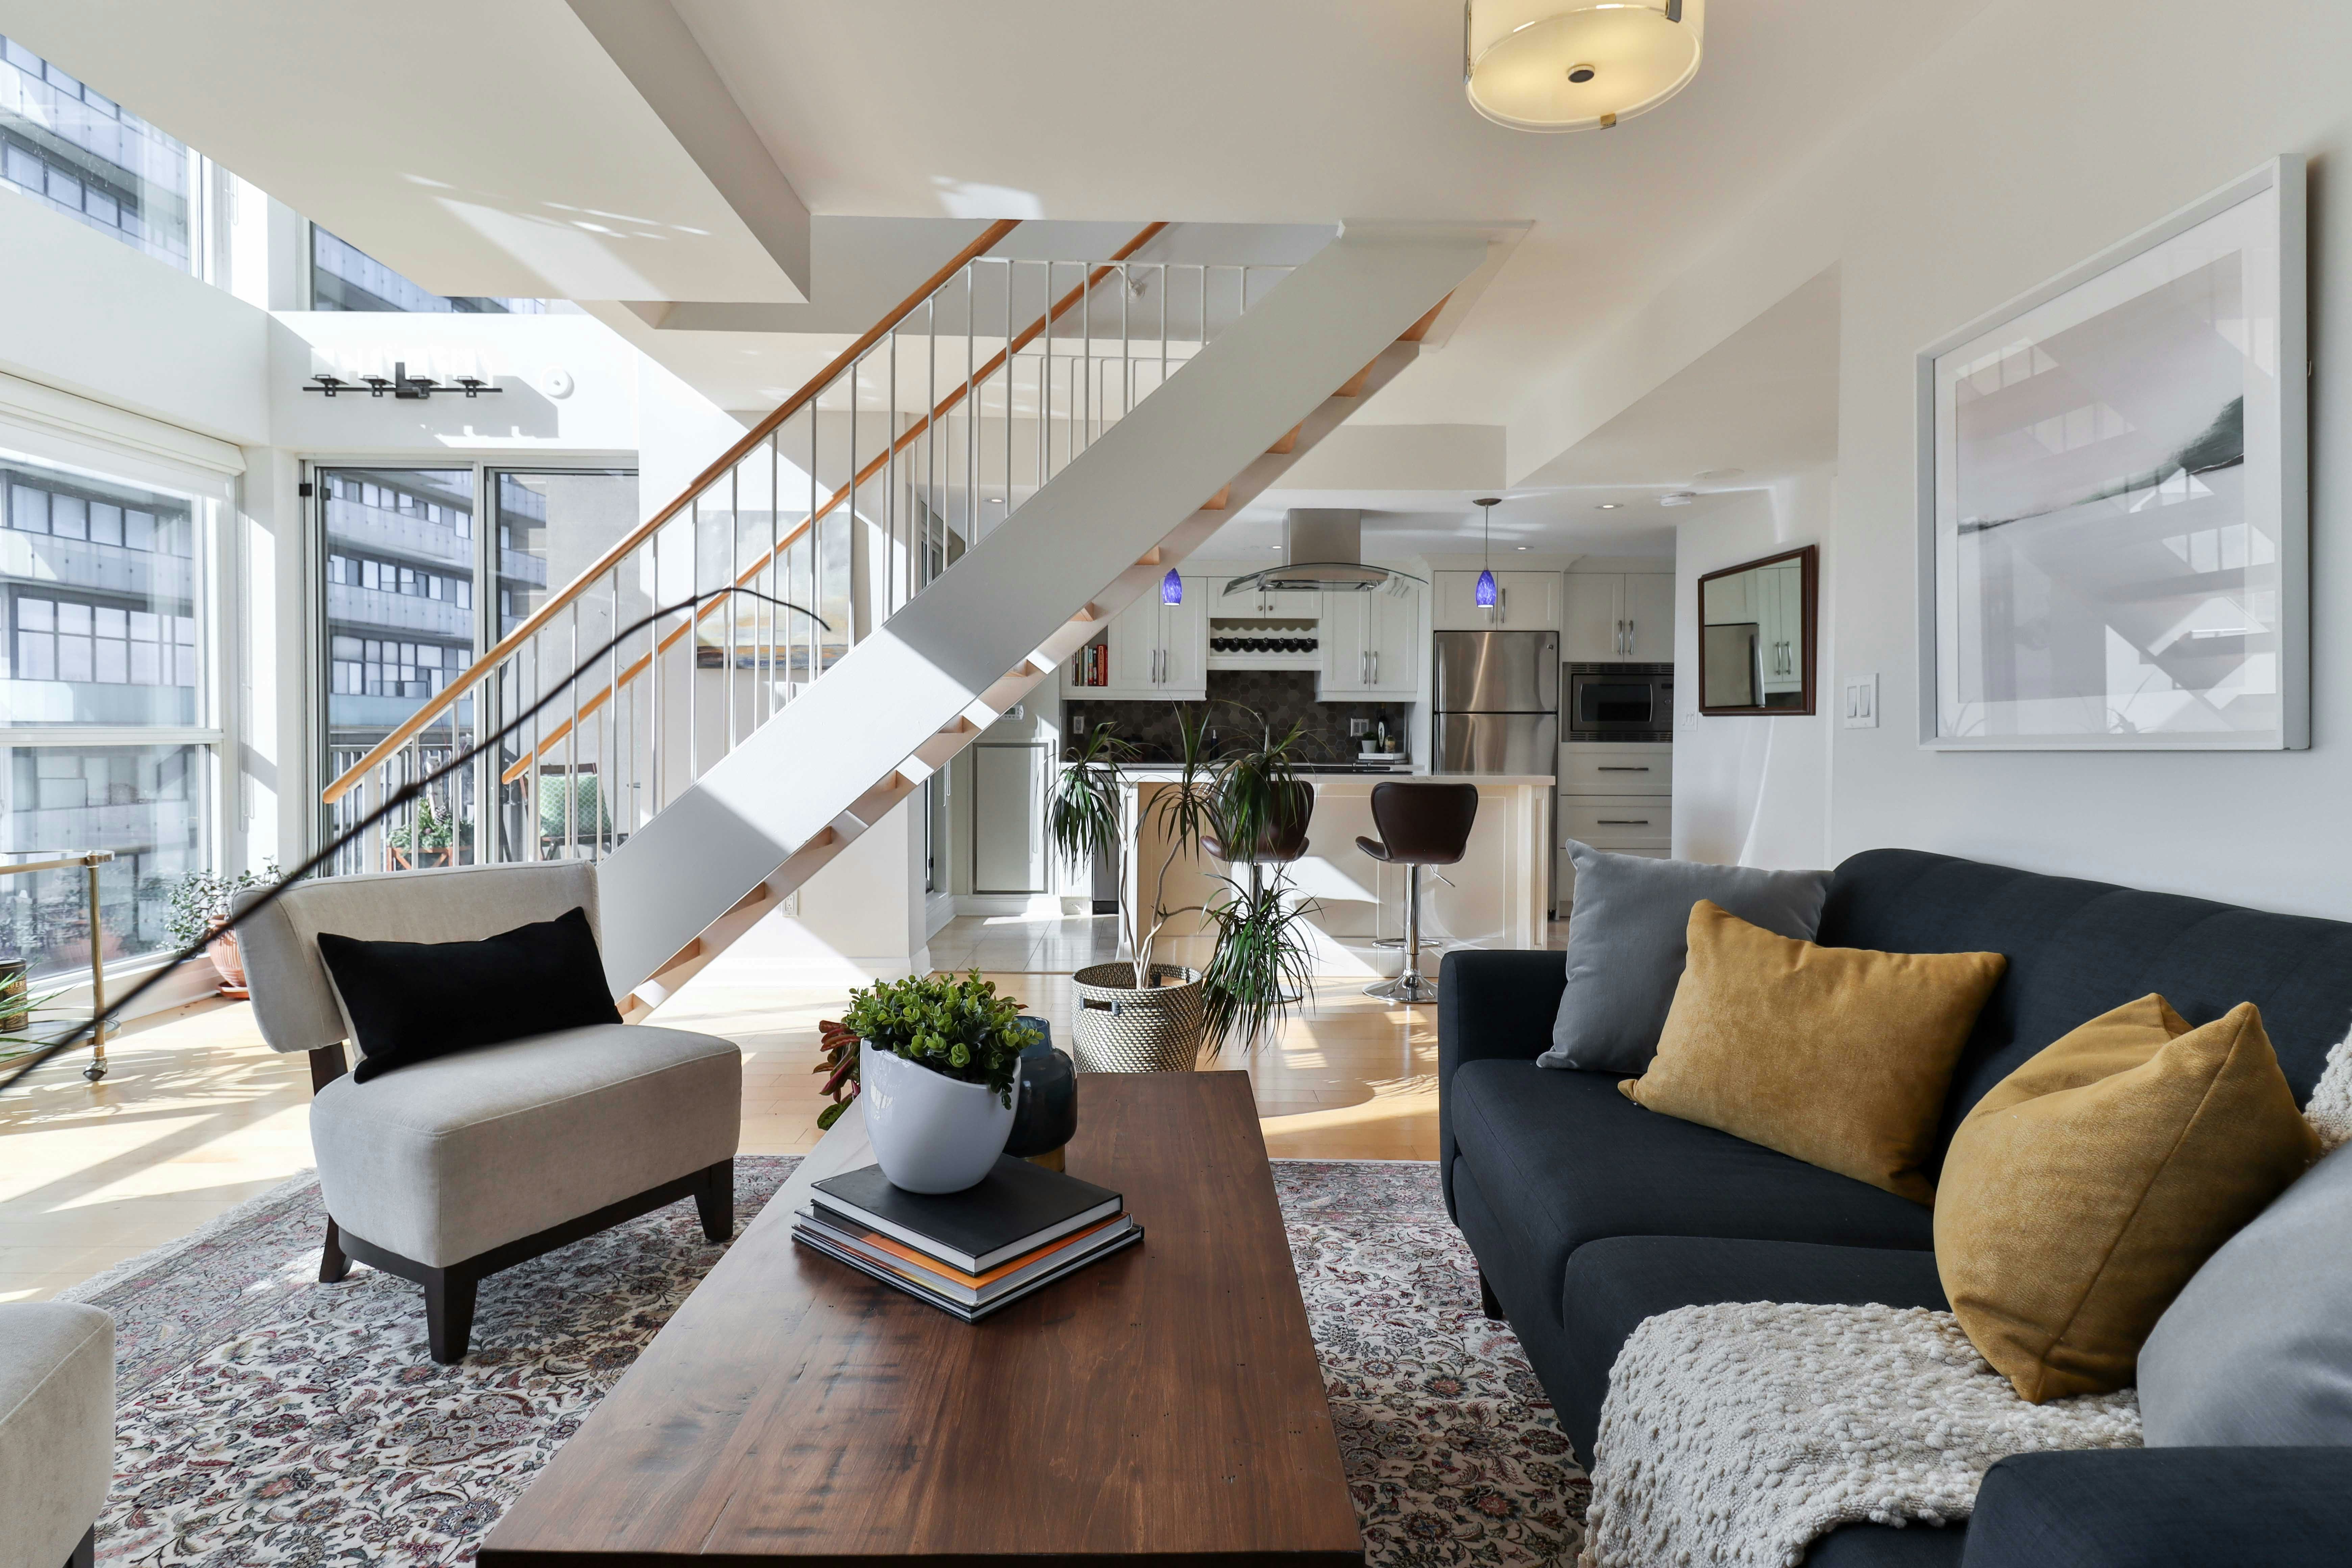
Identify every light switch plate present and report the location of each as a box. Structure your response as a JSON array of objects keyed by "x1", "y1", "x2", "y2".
[{"x1": 1843, "y1": 674, "x2": 1879, "y2": 729}]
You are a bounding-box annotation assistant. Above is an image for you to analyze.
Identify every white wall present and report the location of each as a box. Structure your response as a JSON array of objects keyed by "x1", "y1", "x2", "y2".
[
  {"x1": 1619, "y1": 0, "x2": 2352, "y2": 916},
  {"x1": 1671, "y1": 477, "x2": 1832, "y2": 869}
]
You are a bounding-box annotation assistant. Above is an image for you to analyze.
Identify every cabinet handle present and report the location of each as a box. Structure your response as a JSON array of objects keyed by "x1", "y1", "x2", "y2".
[
  {"x1": 1596, "y1": 766, "x2": 1650, "y2": 772},
  {"x1": 1627, "y1": 619, "x2": 1636, "y2": 654},
  {"x1": 1596, "y1": 818, "x2": 1651, "y2": 826},
  {"x1": 1371, "y1": 650, "x2": 1379, "y2": 684},
  {"x1": 1360, "y1": 650, "x2": 1369, "y2": 684}
]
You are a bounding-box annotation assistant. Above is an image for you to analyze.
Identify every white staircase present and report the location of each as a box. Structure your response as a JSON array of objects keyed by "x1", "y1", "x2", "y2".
[{"x1": 319, "y1": 222, "x2": 1488, "y2": 1009}]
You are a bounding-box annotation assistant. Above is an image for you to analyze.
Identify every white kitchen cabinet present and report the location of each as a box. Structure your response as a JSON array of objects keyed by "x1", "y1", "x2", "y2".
[
  {"x1": 1562, "y1": 571, "x2": 1677, "y2": 662},
  {"x1": 1559, "y1": 741, "x2": 1673, "y2": 795},
  {"x1": 1060, "y1": 575, "x2": 1207, "y2": 698},
  {"x1": 1624, "y1": 573, "x2": 1676, "y2": 661},
  {"x1": 1561, "y1": 794, "x2": 1672, "y2": 849},
  {"x1": 1221, "y1": 580, "x2": 1319, "y2": 618},
  {"x1": 1561, "y1": 574, "x2": 1624, "y2": 661},
  {"x1": 1432, "y1": 570, "x2": 1561, "y2": 631},
  {"x1": 1319, "y1": 586, "x2": 1422, "y2": 697}
]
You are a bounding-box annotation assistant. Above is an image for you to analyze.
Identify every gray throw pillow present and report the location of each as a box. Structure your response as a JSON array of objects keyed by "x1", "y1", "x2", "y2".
[
  {"x1": 1541, "y1": 842, "x2": 1832, "y2": 1075},
  {"x1": 2139, "y1": 1141, "x2": 2352, "y2": 1446}
]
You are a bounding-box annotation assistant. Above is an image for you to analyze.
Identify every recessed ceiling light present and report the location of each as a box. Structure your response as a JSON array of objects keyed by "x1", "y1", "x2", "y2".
[
  {"x1": 1595, "y1": 502, "x2": 1621, "y2": 510},
  {"x1": 1515, "y1": 545, "x2": 1530, "y2": 551},
  {"x1": 986, "y1": 495, "x2": 1004, "y2": 503}
]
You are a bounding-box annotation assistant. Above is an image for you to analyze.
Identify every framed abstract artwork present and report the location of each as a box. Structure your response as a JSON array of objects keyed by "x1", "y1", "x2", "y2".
[{"x1": 1916, "y1": 157, "x2": 2307, "y2": 750}]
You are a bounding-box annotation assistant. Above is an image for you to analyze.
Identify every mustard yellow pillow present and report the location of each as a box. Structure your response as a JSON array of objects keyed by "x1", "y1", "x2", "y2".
[
  {"x1": 1620, "y1": 900, "x2": 2006, "y2": 1205},
  {"x1": 1936, "y1": 994, "x2": 2319, "y2": 1403}
]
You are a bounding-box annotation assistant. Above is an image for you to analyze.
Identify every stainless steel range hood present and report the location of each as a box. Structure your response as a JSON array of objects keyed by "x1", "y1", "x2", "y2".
[{"x1": 1221, "y1": 510, "x2": 1425, "y2": 596}]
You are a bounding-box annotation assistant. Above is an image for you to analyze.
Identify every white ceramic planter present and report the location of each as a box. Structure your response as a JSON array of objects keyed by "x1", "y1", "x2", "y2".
[{"x1": 860, "y1": 1040, "x2": 1019, "y2": 1194}]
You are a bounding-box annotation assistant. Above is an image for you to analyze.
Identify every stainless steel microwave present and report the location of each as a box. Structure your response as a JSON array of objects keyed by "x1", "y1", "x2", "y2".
[{"x1": 1565, "y1": 662, "x2": 1674, "y2": 742}]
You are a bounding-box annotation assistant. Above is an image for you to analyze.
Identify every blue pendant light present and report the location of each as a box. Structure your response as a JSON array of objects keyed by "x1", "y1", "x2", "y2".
[
  {"x1": 1161, "y1": 567, "x2": 1183, "y2": 605},
  {"x1": 1474, "y1": 497, "x2": 1501, "y2": 608}
]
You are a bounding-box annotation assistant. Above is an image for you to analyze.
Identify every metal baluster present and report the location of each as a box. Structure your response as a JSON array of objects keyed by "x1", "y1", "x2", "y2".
[
  {"x1": 964, "y1": 265, "x2": 976, "y2": 543},
  {"x1": 565, "y1": 606, "x2": 580, "y2": 858},
  {"x1": 686, "y1": 500, "x2": 700, "y2": 789},
  {"x1": 884, "y1": 329, "x2": 893, "y2": 616},
  {"x1": 728, "y1": 465, "x2": 741, "y2": 754},
  {"x1": 810, "y1": 392, "x2": 822, "y2": 676}
]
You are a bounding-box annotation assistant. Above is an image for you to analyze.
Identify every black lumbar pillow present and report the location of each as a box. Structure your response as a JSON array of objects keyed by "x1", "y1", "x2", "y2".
[{"x1": 317, "y1": 906, "x2": 622, "y2": 1083}]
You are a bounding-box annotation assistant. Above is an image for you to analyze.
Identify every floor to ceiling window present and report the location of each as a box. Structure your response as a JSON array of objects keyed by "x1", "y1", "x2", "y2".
[
  {"x1": 315, "y1": 466, "x2": 638, "y2": 872},
  {"x1": 317, "y1": 468, "x2": 478, "y2": 874},
  {"x1": 0, "y1": 455, "x2": 210, "y2": 976}
]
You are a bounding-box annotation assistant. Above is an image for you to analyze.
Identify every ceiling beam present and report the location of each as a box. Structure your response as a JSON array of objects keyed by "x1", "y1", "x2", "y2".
[{"x1": 565, "y1": 0, "x2": 811, "y2": 302}]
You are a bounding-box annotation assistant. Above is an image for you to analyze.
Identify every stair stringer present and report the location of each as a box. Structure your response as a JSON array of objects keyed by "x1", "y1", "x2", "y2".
[{"x1": 596, "y1": 225, "x2": 1490, "y2": 1000}]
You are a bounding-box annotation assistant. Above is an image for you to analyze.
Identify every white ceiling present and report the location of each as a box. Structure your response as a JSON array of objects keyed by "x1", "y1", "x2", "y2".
[
  {"x1": 0, "y1": 0, "x2": 811, "y2": 303},
  {"x1": 671, "y1": 0, "x2": 1989, "y2": 438},
  {"x1": 10, "y1": 0, "x2": 1901, "y2": 543}
]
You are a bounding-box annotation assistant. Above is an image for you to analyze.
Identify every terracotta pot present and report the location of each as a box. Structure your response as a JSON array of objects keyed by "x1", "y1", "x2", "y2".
[{"x1": 206, "y1": 927, "x2": 247, "y2": 991}]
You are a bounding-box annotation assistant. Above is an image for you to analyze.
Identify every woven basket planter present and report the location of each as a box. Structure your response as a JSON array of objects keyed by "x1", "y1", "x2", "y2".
[{"x1": 1071, "y1": 963, "x2": 1205, "y2": 1073}]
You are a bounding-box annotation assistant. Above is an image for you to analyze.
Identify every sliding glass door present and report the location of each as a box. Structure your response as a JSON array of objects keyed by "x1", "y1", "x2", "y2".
[{"x1": 313, "y1": 464, "x2": 637, "y2": 873}]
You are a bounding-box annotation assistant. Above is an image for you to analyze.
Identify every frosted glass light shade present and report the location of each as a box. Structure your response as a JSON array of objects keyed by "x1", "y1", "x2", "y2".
[
  {"x1": 1475, "y1": 568, "x2": 1498, "y2": 608},
  {"x1": 1161, "y1": 568, "x2": 1183, "y2": 605},
  {"x1": 1466, "y1": 0, "x2": 1705, "y2": 133}
]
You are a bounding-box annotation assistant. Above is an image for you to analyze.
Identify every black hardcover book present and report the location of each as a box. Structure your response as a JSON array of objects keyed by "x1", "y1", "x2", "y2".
[{"x1": 811, "y1": 1156, "x2": 1123, "y2": 1273}]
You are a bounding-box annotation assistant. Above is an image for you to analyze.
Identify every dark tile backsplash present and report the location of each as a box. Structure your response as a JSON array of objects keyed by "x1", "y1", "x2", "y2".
[{"x1": 1063, "y1": 670, "x2": 1406, "y2": 763}]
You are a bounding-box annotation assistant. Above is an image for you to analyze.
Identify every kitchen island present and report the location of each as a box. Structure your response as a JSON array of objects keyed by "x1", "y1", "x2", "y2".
[{"x1": 1121, "y1": 770, "x2": 1553, "y2": 965}]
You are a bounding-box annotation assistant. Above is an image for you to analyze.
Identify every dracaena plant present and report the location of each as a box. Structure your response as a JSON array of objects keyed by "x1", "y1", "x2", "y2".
[{"x1": 1049, "y1": 713, "x2": 1221, "y2": 991}]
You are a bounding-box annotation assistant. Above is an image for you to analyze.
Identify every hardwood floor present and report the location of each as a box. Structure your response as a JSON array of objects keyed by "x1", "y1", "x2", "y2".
[{"x1": 0, "y1": 913, "x2": 1569, "y2": 1302}]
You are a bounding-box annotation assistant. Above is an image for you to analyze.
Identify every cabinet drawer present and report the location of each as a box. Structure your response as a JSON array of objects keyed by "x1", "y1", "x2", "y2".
[
  {"x1": 1560, "y1": 747, "x2": 1673, "y2": 795},
  {"x1": 1561, "y1": 795, "x2": 1671, "y2": 849}
]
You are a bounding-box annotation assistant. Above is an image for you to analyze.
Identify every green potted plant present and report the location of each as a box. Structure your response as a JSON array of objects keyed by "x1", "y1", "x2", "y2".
[
  {"x1": 1049, "y1": 711, "x2": 1216, "y2": 1072},
  {"x1": 840, "y1": 971, "x2": 1031, "y2": 1192},
  {"x1": 387, "y1": 794, "x2": 471, "y2": 867},
  {"x1": 1199, "y1": 719, "x2": 1322, "y2": 1052},
  {"x1": 165, "y1": 862, "x2": 283, "y2": 995}
]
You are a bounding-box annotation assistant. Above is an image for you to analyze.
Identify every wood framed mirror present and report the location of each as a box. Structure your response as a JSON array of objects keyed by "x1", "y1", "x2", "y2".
[{"x1": 1696, "y1": 545, "x2": 1818, "y2": 716}]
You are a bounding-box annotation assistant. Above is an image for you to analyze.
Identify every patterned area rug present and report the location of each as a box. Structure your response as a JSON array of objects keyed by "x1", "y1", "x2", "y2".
[{"x1": 68, "y1": 1158, "x2": 1584, "y2": 1566}]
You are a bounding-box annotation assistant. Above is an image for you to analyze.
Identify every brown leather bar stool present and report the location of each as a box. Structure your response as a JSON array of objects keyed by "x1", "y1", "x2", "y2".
[
  {"x1": 1356, "y1": 781, "x2": 1478, "y2": 1003},
  {"x1": 1204, "y1": 781, "x2": 1316, "y2": 1004}
]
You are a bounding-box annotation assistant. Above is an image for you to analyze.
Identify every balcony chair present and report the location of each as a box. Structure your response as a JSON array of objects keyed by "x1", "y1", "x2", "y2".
[{"x1": 236, "y1": 862, "x2": 741, "y2": 1364}]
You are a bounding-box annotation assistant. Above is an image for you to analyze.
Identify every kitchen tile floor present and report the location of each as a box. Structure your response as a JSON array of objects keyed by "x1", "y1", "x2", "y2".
[{"x1": 0, "y1": 913, "x2": 1572, "y2": 1301}]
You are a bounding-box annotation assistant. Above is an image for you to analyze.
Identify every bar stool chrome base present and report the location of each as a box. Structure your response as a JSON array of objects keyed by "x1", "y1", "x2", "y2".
[{"x1": 1364, "y1": 965, "x2": 1438, "y2": 1003}]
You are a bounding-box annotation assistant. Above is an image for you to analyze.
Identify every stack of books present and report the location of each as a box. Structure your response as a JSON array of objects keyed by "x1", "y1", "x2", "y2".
[{"x1": 793, "y1": 1155, "x2": 1140, "y2": 1322}]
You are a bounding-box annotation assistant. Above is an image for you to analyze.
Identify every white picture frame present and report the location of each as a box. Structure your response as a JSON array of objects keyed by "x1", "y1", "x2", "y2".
[{"x1": 1916, "y1": 157, "x2": 2307, "y2": 751}]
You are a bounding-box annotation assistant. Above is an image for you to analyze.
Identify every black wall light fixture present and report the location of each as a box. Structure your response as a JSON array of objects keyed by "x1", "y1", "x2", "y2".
[{"x1": 304, "y1": 360, "x2": 501, "y2": 400}]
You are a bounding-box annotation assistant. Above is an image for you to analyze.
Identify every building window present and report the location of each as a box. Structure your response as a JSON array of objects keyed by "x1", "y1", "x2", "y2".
[
  {"x1": 0, "y1": 452, "x2": 212, "y2": 976},
  {"x1": 310, "y1": 226, "x2": 547, "y2": 315},
  {"x1": 0, "y1": 35, "x2": 194, "y2": 271}
]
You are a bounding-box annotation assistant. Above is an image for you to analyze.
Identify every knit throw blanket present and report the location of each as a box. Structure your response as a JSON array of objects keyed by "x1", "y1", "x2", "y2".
[{"x1": 1578, "y1": 1302, "x2": 2142, "y2": 1568}]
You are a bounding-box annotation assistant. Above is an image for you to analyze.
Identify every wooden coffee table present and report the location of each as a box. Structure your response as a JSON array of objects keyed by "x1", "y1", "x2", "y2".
[{"x1": 482, "y1": 1070, "x2": 1364, "y2": 1567}]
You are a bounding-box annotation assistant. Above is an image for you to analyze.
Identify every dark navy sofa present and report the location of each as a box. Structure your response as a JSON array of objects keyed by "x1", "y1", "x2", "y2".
[{"x1": 1437, "y1": 848, "x2": 2352, "y2": 1567}]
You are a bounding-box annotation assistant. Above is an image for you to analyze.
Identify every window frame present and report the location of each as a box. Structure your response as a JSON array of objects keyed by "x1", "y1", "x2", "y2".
[{"x1": 302, "y1": 456, "x2": 637, "y2": 864}]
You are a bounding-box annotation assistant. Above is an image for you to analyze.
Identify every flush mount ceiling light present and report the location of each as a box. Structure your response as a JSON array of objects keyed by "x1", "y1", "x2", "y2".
[
  {"x1": 1595, "y1": 502, "x2": 1623, "y2": 510},
  {"x1": 1464, "y1": 0, "x2": 1705, "y2": 133}
]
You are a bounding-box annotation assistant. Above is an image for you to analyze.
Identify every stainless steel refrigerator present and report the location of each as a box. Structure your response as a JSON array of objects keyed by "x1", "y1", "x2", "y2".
[{"x1": 1432, "y1": 630, "x2": 1559, "y2": 776}]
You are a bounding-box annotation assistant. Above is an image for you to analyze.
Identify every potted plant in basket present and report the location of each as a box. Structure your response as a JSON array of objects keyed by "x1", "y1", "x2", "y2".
[
  {"x1": 165, "y1": 862, "x2": 283, "y2": 996},
  {"x1": 1198, "y1": 719, "x2": 1322, "y2": 1053},
  {"x1": 1049, "y1": 710, "x2": 1222, "y2": 1072},
  {"x1": 831, "y1": 970, "x2": 1032, "y2": 1193}
]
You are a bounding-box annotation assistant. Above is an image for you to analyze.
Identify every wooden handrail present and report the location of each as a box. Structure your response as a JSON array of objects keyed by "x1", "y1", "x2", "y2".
[
  {"x1": 320, "y1": 217, "x2": 1025, "y2": 804},
  {"x1": 493, "y1": 221, "x2": 1173, "y2": 785}
]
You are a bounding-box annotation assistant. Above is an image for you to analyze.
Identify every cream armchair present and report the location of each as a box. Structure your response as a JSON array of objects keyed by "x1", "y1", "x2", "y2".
[
  {"x1": 236, "y1": 862, "x2": 740, "y2": 1363},
  {"x1": 0, "y1": 1302, "x2": 113, "y2": 1568}
]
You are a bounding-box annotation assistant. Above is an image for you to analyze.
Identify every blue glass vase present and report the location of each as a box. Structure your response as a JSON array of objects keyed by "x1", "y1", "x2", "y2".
[{"x1": 1005, "y1": 1017, "x2": 1078, "y2": 1163}]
